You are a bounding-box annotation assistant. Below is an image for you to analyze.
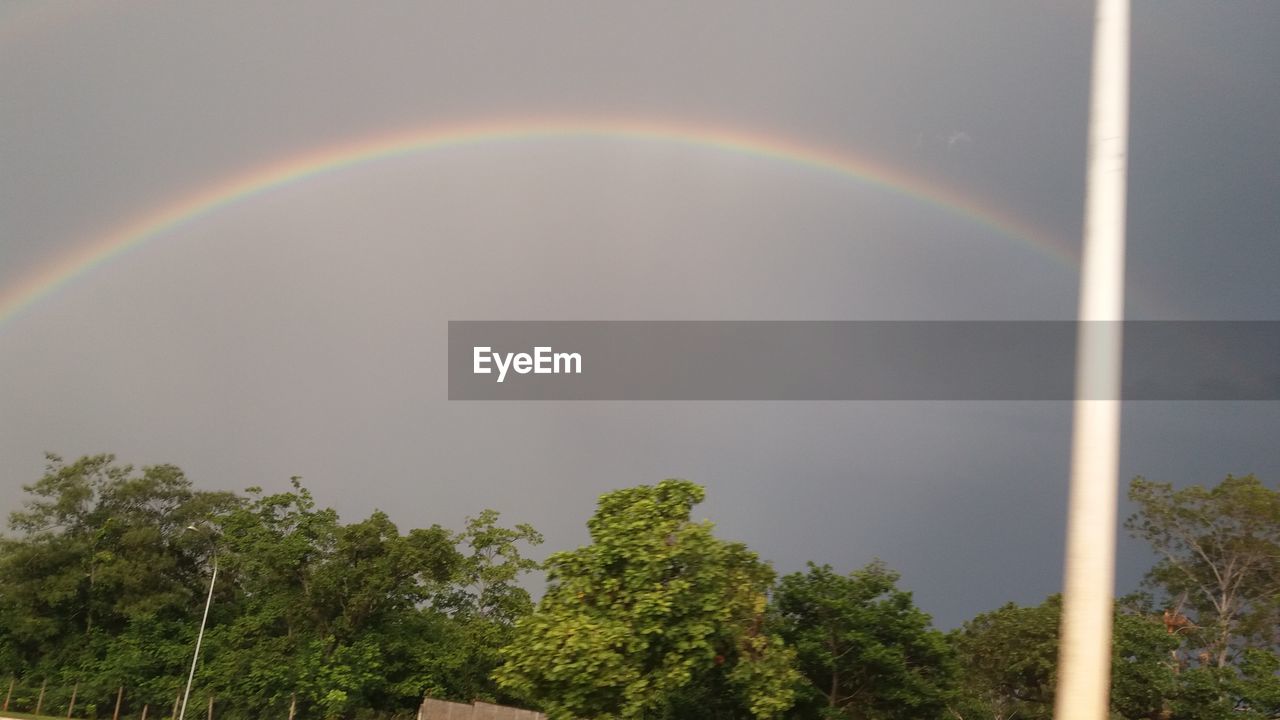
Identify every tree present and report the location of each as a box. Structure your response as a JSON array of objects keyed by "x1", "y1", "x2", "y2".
[
  {"x1": 0, "y1": 454, "x2": 552, "y2": 719},
  {"x1": 210, "y1": 479, "x2": 463, "y2": 718},
  {"x1": 949, "y1": 595, "x2": 1178, "y2": 720},
  {"x1": 0, "y1": 453, "x2": 238, "y2": 712},
  {"x1": 1126, "y1": 474, "x2": 1280, "y2": 668},
  {"x1": 3, "y1": 454, "x2": 237, "y2": 642},
  {"x1": 494, "y1": 479, "x2": 799, "y2": 720},
  {"x1": 771, "y1": 561, "x2": 957, "y2": 720},
  {"x1": 428, "y1": 509, "x2": 544, "y2": 704}
]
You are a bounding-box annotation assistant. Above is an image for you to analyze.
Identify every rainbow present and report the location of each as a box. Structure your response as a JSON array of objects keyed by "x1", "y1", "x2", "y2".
[{"x1": 0, "y1": 118, "x2": 1074, "y2": 326}]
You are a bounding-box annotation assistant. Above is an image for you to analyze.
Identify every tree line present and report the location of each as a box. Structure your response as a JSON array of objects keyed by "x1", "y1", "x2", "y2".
[{"x1": 0, "y1": 453, "x2": 1276, "y2": 719}]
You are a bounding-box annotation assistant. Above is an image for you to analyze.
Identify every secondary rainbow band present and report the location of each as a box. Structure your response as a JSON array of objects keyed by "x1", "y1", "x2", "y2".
[{"x1": 0, "y1": 119, "x2": 1071, "y2": 326}]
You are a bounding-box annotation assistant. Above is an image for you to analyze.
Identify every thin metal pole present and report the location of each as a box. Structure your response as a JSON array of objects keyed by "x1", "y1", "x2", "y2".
[
  {"x1": 180, "y1": 553, "x2": 217, "y2": 720},
  {"x1": 1054, "y1": 1, "x2": 1130, "y2": 719}
]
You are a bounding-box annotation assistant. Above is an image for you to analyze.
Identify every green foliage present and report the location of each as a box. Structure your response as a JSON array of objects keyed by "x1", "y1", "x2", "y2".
[
  {"x1": 448, "y1": 509, "x2": 544, "y2": 622},
  {"x1": 1233, "y1": 648, "x2": 1280, "y2": 718},
  {"x1": 1126, "y1": 475, "x2": 1280, "y2": 669},
  {"x1": 0, "y1": 455, "x2": 542, "y2": 719},
  {"x1": 2, "y1": 457, "x2": 1274, "y2": 720},
  {"x1": 1110, "y1": 599, "x2": 1184, "y2": 720},
  {"x1": 772, "y1": 561, "x2": 957, "y2": 720},
  {"x1": 949, "y1": 597, "x2": 1060, "y2": 719},
  {"x1": 494, "y1": 479, "x2": 799, "y2": 720},
  {"x1": 0, "y1": 453, "x2": 238, "y2": 713},
  {"x1": 1, "y1": 454, "x2": 237, "y2": 650},
  {"x1": 948, "y1": 594, "x2": 1231, "y2": 720},
  {"x1": 207, "y1": 481, "x2": 502, "y2": 718},
  {"x1": 429, "y1": 510, "x2": 544, "y2": 705},
  {"x1": 1157, "y1": 648, "x2": 1280, "y2": 720}
]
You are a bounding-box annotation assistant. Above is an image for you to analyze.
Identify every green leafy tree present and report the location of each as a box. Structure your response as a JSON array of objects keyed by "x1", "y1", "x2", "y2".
[
  {"x1": 2, "y1": 454, "x2": 236, "y2": 646},
  {"x1": 950, "y1": 597, "x2": 1059, "y2": 720},
  {"x1": 0, "y1": 455, "x2": 550, "y2": 719},
  {"x1": 771, "y1": 561, "x2": 957, "y2": 720},
  {"x1": 1159, "y1": 647, "x2": 1280, "y2": 720},
  {"x1": 430, "y1": 509, "x2": 544, "y2": 704},
  {"x1": 209, "y1": 480, "x2": 462, "y2": 719},
  {"x1": 949, "y1": 595, "x2": 1178, "y2": 720},
  {"x1": 494, "y1": 479, "x2": 799, "y2": 720},
  {"x1": 0, "y1": 453, "x2": 237, "y2": 712},
  {"x1": 447, "y1": 509, "x2": 544, "y2": 623},
  {"x1": 1126, "y1": 475, "x2": 1280, "y2": 669},
  {"x1": 1233, "y1": 648, "x2": 1280, "y2": 718}
]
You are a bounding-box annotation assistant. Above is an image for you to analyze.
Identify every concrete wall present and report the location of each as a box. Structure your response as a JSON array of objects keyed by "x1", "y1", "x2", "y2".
[{"x1": 419, "y1": 697, "x2": 547, "y2": 720}]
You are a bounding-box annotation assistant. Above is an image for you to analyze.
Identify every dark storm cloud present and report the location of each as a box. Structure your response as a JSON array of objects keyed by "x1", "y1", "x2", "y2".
[{"x1": 1, "y1": 1, "x2": 1277, "y2": 628}]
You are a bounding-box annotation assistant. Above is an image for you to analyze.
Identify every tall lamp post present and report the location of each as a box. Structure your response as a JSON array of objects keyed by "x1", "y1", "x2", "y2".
[
  {"x1": 180, "y1": 525, "x2": 218, "y2": 720},
  {"x1": 1054, "y1": 0, "x2": 1130, "y2": 719}
]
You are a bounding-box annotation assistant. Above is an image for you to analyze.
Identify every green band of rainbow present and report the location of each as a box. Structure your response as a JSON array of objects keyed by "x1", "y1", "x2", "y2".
[{"x1": 0, "y1": 119, "x2": 1071, "y2": 327}]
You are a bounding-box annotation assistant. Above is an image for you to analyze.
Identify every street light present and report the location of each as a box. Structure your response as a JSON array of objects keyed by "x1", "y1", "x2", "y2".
[
  {"x1": 180, "y1": 525, "x2": 218, "y2": 720},
  {"x1": 1054, "y1": 1, "x2": 1130, "y2": 719}
]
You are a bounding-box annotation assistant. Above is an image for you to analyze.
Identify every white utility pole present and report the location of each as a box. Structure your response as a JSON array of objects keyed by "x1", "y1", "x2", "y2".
[
  {"x1": 1054, "y1": 0, "x2": 1130, "y2": 719},
  {"x1": 180, "y1": 534, "x2": 218, "y2": 720}
]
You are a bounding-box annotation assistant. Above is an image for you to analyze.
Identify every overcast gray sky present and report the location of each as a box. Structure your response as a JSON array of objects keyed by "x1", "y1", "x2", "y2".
[{"x1": 1, "y1": 1, "x2": 1278, "y2": 628}]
